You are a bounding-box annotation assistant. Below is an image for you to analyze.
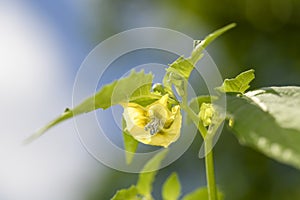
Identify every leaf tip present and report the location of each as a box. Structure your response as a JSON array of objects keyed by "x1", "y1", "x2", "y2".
[
  {"x1": 227, "y1": 22, "x2": 237, "y2": 29},
  {"x1": 22, "y1": 133, "x2": 39, "y2": 145}
]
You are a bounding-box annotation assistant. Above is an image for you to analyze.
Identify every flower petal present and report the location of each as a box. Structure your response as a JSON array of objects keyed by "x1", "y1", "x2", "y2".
[
  {"x1": 122, "y1": 95, "x2": 182, "y2": 148},
  {"x1": 146, "y1": 105, "x2": 182, "y2": 148},
  {"x1": 123, "y1": 103, "x2": 147, "y2": 131}
]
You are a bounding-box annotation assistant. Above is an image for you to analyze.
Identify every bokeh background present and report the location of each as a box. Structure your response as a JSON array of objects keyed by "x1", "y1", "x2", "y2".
[{"x1": 1, "y1": 0, "x2": 300, "y2": 200}]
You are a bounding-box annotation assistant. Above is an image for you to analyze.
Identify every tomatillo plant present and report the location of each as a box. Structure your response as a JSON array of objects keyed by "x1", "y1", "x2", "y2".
[{"x1": 26, "y1": 23, "x2": 300, "y2": 200}]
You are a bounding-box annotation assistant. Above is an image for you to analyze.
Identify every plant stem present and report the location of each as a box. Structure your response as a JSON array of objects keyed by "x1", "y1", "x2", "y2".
[
  {"x1": 180, "y1": 81, "x2": 218, "y2": 200},
  {"x1": 205, "y1": 138, "x2": 217, "y2": 200},
  {"x1": 182, "y1": 104, "x2": 218, "y2": 200}
]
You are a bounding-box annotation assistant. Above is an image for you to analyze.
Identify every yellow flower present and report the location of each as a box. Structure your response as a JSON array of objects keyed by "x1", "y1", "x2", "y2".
[
  {"x1": 122, "y1": 94, "x2": 182, "y2": 148},
  {"x1": 199, "y1": 103, "x2": 215, "y2": 127}
]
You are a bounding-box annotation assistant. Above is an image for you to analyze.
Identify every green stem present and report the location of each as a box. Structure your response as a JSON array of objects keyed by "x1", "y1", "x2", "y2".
[
  {"x1": 180, "y1": 81, "x2": 218, "y2": 200},
  {"x1": 181, "y1": 103, "x2": 218, "y2": 200},
  {"x1": 205, "y1": 138, "x2": 217, "y2": 200}
]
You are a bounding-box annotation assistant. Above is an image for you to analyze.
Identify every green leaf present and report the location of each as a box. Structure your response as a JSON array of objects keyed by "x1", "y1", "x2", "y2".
[
  {"x1": 216, "y1": 69, "x2": 255, "y2": 94},
  {"x1": 137, "y1": 149, "x2": 169, "y2": 199},
  {"x1": 163, "y1": 23, "x2": 236, "y2": 97},
  {"x1": 122, "y1": 118, "x2": 139, "y2": 164},
  {"x1": 24, "y1": 70, "x2": 153, "y2": 143},
  {"x1": 165, "y1": 23, "x2": 236, "y2": 81},
  {"x1": 111, "y1": 185, "x2": 140, "y2": 200},
  {"x1": 189, "y1": 23, "x2": 236, "y2": 64},
  {"x1": 226, "y1": 86, "x2": 300, "y2": 169},
  {"x1": 182, "y1": 187, "x2": 224, "y2": 200},
  {"x1": 162, "y1": 173, "x2": 181, "y2": 200},
  {"x1": 111, "y1": 150, "x2": 169, "y2": 200},
  {"x1": 166, "y1": 57, "x2": 195, "y2": 80}
]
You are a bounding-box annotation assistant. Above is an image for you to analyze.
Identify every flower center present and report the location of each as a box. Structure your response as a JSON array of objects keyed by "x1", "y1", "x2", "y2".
[
  {"x1": 144, "y1": 104, "x2": 168, "y2": 135},
  {"x1": 144, "y1": 117, "x2": 164, "y2": 135}
]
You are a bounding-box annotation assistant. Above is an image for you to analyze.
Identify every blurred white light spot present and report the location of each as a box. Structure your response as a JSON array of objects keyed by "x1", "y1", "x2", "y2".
[
  {"x1": 257, "y1": 137, "x2": 268, "y2": 148},
  {"x1": 270, "y1": 143, "x2": 281, "y2": 157},
  {"x1": 282, "y1": 149, "x2": 292, "y2": 161}
]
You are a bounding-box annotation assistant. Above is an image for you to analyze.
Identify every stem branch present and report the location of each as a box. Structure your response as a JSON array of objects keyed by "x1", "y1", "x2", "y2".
[
  {"x1": 182, "y1": 104, "x2": 218, "y2": 200},
  {"x1": 180, "y1": 80, "x2": 218, "y2": 200}
]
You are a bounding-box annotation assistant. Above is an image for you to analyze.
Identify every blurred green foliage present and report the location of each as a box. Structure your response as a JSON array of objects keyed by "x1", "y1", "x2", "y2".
[{"x1": 85, "y1": 1, "x2": 300, "y2": 199}]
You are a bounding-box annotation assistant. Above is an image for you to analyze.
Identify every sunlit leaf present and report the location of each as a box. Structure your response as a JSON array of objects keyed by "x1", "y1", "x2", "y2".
[
  {"x1": 189, "y1": 23, "x2": 236, "y2": 64},
  {"x1": 136, "y1": 149, "x2": 169, "y2": 199},
  {"x1": 111, "y1": 185, "x2": 140, "y2": 200},
  {"x1": 216, "y1": 69, "x2": 255, "y2": 94},
  {"x1": 227, "y1": 86, "x2": 300, "y2": 169},
  {"x1": 24, "y1": 70, "x2": 153, "y2": 143},
  {"x1": 182, "y1": 187, "x2": 224, "y2": 200},
  {"x1": 165, "y1": 23, "x2": 236, "y2": 81},
  {"x1": 166, "y1": 57, "x2": 194, "y2": 80},
  {"x1": 163, "y1": 23, "x2": 236, "y2": 98},
  {"x1": 162, "y1": 172, "x2": 181, "y2": 200}
]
